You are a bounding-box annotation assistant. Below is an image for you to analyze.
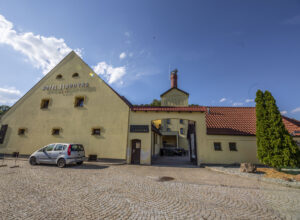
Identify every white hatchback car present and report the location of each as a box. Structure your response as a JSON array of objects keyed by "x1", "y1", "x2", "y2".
[{"x1": 29, "y1": 143, "x2": 85, "y2": 168}]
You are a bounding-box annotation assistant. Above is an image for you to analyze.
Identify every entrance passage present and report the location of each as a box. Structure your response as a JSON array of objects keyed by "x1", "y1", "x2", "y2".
[
  {"x1": 151, "y1": 118, "x2": 197, "y2": 166},
  {"x1": 131, "y1": 139, "x2": 141, "y2": 164}
]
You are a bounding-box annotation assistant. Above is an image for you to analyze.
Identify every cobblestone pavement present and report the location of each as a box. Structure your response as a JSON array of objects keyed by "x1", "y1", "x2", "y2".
[{"x1": 1, "y1": 160, "x2": 300, "y2": 219}]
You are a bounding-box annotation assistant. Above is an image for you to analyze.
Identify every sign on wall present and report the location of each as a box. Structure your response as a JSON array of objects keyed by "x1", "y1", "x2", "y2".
[
  {"x1": 130, "y1": 125, "x2": 149, "y2": 133},
  {"x1": 43, "y1": 82, "x2": 89, "y2": 91}
]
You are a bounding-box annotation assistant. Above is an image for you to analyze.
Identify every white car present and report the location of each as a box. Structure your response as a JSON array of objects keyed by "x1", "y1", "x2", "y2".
[{"x1": 29, "y1": 143, "x2": 85, "y2": 168}]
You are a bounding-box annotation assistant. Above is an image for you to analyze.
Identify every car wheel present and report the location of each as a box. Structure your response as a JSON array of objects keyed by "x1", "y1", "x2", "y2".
[
  {"x1": 29, "y1": 157, "x2": 37, "y2": 165},
  {"x1": 76, "y1": 161, "x2": 83, "y2": 165},
  {"x1": 57, "y1": 158, "x2": 66, "y2": 168}
]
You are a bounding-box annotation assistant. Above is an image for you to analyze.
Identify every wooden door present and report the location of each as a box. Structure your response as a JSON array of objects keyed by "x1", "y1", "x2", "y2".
[{"x1": 131, "y1": 139, "x2": 141, "y2": 164}]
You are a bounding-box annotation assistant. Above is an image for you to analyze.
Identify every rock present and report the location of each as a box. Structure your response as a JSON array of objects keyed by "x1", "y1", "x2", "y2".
[
  {"x1": 294, "y1": 174, "x2": 300, "y2": 182},
  {"x1": 282, "y1": 176, "x2": 293, "y2": 182},
  {"x1": 240, "y1": 163, "x2": 256, "y2": 173}
]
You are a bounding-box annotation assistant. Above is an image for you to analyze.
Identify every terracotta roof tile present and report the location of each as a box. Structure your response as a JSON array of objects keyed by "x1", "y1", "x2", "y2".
[{"x1": 206, "y1": 107, "x2": 300, "y2": 136}]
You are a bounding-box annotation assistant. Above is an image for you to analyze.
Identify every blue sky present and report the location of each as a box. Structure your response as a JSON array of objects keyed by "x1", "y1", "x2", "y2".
[{"x1": 0, "y1": 0, "x2": 300, "y2": 119}]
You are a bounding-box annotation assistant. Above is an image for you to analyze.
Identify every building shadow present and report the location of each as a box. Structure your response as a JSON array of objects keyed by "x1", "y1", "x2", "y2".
[
  {"x1": 151, "y1": 156, "x2": 198, "y2": 168},
  {"x1": 67, "y1": 163, "x2": 109, "y2": 170}
]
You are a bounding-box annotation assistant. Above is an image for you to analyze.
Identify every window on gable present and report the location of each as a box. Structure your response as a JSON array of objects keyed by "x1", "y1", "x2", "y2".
[
  {"x1": 72, "y1": 73, "x2": 79, "y2": 78},
  {"x1": 18, "y1": 128, "x2": 26, "y2": 135},
  {"x1": 52, "y1": 128, "x2": 60, "y2": 136},
  {"x1": 180, "y1": 128, "x2": 184, "y2": 134},
  {"x1": 214, "y1": 142, "x2": 222, "y2": 151},
  {"x1": 74, "y1": 96, "x2": 85, "y2": 107},
  {"x1": 92, "y1": 128, "x2": 101, "y2": 136},
  {"x1": 56, "y1": 74, "x2": 62, "y2": 79},
  {"x1": 229, "y1": 142, "x2": 237, "y2": 151},
  {"x1": 40, "y1": 99, "x2": 50, "y2": 109}
]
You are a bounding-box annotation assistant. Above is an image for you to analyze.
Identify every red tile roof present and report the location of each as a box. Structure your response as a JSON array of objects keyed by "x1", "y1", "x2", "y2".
[
  {"x1": 206, "y1": 107, "x2": 300, "y2": 137},
  {"x1": 131, "y1": 106, "x2": 206, "y2": 112}
]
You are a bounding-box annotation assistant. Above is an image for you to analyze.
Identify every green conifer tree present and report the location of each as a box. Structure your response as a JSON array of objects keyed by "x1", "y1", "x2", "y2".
[
  {"x1": 264, "y1": 91, "x2": 300, "y2": 169},
  {"x1": 256, "y1": 90, "x2": 300, "y2": 169},
  {"x1": 255, "y1": 90, "x2": 270, "y2": 164}
]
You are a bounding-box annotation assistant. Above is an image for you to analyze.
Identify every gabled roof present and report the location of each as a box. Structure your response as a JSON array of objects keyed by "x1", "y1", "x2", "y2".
[
  {"x1": 160, "y1": 87, "x2": 189, "y2": 97},
  {"x1": 1, "y1": 51, "x2": 132, "y2": 120},
  {"x1": 206, "y1": 107, "x2": 300, "y2": 136},
  {"x1": 131, "y1": 106, "x2": 206, "y2": 112}
]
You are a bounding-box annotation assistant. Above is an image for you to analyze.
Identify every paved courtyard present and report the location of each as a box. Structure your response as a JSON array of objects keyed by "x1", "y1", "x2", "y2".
[{"x1": 0, "y1": 159, "x2": 300, "y2": 219}]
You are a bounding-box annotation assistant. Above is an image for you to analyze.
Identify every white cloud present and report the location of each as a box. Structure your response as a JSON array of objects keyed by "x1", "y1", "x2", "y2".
[
  {"x1": 93, "y1": 62, "x2": 126, "y2": 84},
  {"x1": 233, "y1": 102, "x2": 243, "y2": 106},
  {"x1": 125, "y1": 32, "x2": 130, "y2": 37},
  {"x1": 119, "y1": 52, "x2": 126, "y2": 60},
  {"x1": 280, "y1": 111, "x2": 288, "y2": 115},
  {"x1": 283, "y1": 15, "x2": 300, "y2": 25},
  {"x1": 0, "y1": 14, "x2": 81, "y2": 75},
  {"x1": 291, "y1": 107, "x2": 300, "y2": 113},
  {"x1": 0, "y1": 87, "x2": 22, "y2": 105},
  {"x1": 245, "y1": 99, "x2": 254, "y2": 103},
  {"x1": 219, "y1": 98, "x2": 227, "y2": 103}
]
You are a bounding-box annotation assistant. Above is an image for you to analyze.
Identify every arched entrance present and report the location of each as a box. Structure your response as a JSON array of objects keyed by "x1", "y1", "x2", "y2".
[
  {"x1": 127, "y1": 107, "x2": 207, "y2": 166},
  {"x1": 151, "y1": 118, "x2": 197, "y2": 166}
]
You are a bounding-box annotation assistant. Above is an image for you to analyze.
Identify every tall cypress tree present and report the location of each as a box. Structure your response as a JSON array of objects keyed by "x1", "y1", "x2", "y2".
[
  {"x1": 255, "y1": 90, "x2": 300, "y2": 169},
  {"x1": 255, "y1": 90, "x2": 271, "y2": 164},
  {"x1": 264, "y1": 91, "x2": 300, "y2": 168}
]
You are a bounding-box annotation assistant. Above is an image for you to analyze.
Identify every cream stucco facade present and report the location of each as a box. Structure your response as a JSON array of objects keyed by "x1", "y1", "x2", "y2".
[
  {"x1": 0, "y1": 52, "x2": 130, "y2": 160},
  {"x1": 161, "y1": 88, "x2": 189, "y2": 107}
]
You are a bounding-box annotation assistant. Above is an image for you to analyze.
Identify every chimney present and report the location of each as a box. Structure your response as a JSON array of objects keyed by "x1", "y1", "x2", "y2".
[{"x1": 170, "y1": 69, "x2": 178, "y2": 88}]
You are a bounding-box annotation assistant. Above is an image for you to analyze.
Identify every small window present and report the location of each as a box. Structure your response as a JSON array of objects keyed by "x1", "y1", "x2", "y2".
[
  {"x1": 18, "y1": 128, "x2": 26, "y2": 135},
  {"x1": 52, "y1": 128, "x2": 60, "y2": 135},
  {"x1": 72, "y1": 73, "x2": 79, "y2": 78},
  {"x1": 167, "y1": 128, "x2": 171, "y2": 132},
  {"x1": 166, "y1": 119, "x2": 170, "y2": 124},
  {"x1": 214, "y1": 142, "x2": 222, "y2": 151},
  {"x1": 229, "y1": 142, "x2": 237, "y2": 151},
  {"x1": 92, "y1": 128, "x2": 101, "y2": 135},
  {"x1": 40, "y1": 99, "x2": 50, "y2": 109},
  {"x1": 180, "y1": 128, "x2": 184, "y2": 134},
  {"x1": 180, "y1": 119, "x2": 184, "y2": 124},
  {"x1": 74, "y1": 97, "x2": 85, "y2": 107},
  {"x1": 56, "y1": 74, "x2": 62, "y2": 79}
]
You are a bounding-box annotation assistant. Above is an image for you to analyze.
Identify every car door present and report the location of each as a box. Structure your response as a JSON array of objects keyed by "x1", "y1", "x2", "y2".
[
  {"x1": 50, "y1": 144, "x2": 65, "y2": 163},
  {"x1": 39, "y1": 144, "x2": 55, "y2": 164}
]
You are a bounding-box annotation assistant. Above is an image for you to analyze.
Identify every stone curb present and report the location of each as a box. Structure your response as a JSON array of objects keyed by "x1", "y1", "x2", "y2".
[{"x1": 206, "y1": 166, "x2": 300, "y2": 190}]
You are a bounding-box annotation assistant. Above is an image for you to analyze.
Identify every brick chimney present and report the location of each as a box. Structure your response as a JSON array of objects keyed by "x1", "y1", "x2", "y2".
[{"x1": 170, "y1": 69, "x2": 178, "y2": 88}]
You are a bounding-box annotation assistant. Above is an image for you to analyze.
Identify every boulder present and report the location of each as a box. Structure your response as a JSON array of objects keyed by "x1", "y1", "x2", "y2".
[
  {"x1": 240, "y1": 163, "x2": 257, "y2": 173},
  {"x1": 294, "y1": 174, "x2": 300, "y2": 182}
]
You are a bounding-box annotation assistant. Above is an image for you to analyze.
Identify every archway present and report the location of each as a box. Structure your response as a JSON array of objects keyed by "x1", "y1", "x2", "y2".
[
  {"x1": 151, "y1": 118, "x2": 197, "y2": 166},
  {"x1": 127, "y1": 108, "x2": 206, "y2": 166}
]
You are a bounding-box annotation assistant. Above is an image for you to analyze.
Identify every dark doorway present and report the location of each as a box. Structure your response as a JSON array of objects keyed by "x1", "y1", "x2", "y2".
[{"x1": 131, "y1": 139, "x2": 141, "y2": 164}]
